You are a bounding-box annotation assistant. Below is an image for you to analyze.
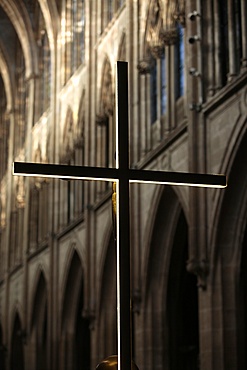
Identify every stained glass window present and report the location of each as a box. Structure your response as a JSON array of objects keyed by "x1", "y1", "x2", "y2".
[
  {"x1": 161, "y1": 53, "x2": 167, "y2": 115},
  {"x1": 175, "y1": 24, "x2": 185, "y2": 99},
  {"x1": 150, "y1": 59, "x2": 157, "y2": 124}
]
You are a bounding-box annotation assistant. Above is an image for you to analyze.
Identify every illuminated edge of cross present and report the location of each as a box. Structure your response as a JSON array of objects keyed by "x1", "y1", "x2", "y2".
[{"x1": 12, "y1": 61, "x2": 227, "y2": 370}]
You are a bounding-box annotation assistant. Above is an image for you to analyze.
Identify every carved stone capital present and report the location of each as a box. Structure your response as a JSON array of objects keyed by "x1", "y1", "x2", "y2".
[
  {"x1": 16, "y1": 177, "x2": 25, "y2": 209},
  {"x1": 137, "y1": 59, "x2": 152, "y2": 75},
  {"x1": 96, "y1": 112, "x2": 108, "y2": 126},
  {"x1": 149, "y1": 44, "x2": 164, "y2": 59},
  {"x1": 82, "y1": 308, "x2": 96, "y2": 330},
  {"x1": 173, "y1": 0, "x2": 185, "y2": 27},
  {"x1": 160, "y1": 27, "x2": 178, "y2": 46},
  {"x1": 60, "y1": 146, "x2": 74, "y2": 164},
  {"x1": 131, "y1": 289, "x2": 142, "y2": 315},
  {"x1": 187, "y1": 258, "x2": 209, "y2": 290},
  {"x1": 74, "y1": 135, "x2": 84, "y2": 149}
]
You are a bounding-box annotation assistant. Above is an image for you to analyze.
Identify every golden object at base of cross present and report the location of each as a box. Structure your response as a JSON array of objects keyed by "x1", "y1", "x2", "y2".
[{"x1": 96, "y1": 355, "x2": 139, "y2": 370}]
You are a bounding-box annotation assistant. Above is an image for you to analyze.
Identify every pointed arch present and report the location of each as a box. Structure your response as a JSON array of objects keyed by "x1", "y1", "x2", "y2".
[
  {"x1": 210, "y1": 125, "x2": 247, "y2": 368},
  {"x1": 10, "y1": 312, "x2": 25, "y2": 370},
  {"x1": 96, "y1": 57, "x2": 115, "y2": 192},
  {"x1": 98, "y1": 230, "x2": 117, "y2": 360},
  {"x1": 36, "y1": 0, "x2": 58, "y2": 50},
  {"x1": 0, "y1": 322, "x2": 5, "y2": 370},
  {"x1": 33, "y1": 2, "x2": 52, "y2": 120},
  {"x1": 0, "y1": 0, "x2": 38, "y2": 77},
  {"x1": 60, "y1": 248, "x2": 91, "y2": 370},
  {"x1": 118, "y1": 32, "x2": 126, "y2": 61},
  {"x1": 31, "y1": 269, "x2": 48, "y2": 330},
  {"x1": 98, "y1": 57, "x2": 114, "y2": 119},
  {"x1": 142, "y1": 185, "x2": 188, "y2": 281},
  {"x1": 166, "y1": 211, "x2": 199, "y2": 369},
  {"x1": 61, "y1": 106, "x2": 74, "y2": 162},
  {"x1": 0, "y1": 43, "x2": 14, "y2": 112},
  {"x1": 75, "y1": 88, "x2": 85, "y2": 148},
  {"x1": 61, "y1": 249, "x2": 84, "y2": 331},
  {"x1": 142, "y1": 186, "x2": 198, "y2": 369},
  {"x1": 30, "y1": 269, "x2": 48, "y2": 370},
  {"x1": 211, "y1": 116, "x2": 247, "y2": 271}
]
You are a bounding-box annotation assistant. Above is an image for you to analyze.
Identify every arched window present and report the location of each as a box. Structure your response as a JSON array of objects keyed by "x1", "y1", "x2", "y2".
[
  {"x1": 118, "y1": 0, "x2": 125, "y2": 8},
  {"x1": 0, "y1": 323, "x2": 5, "y2": 370},
  {"x1": 108, "y1": 0, "x2": 113, "y2": 23},
  {"x1": 14, "y1": 40, "x2": 28, "y2": 155},
  {"x1": 150, "y1": 59, "x2": 157, "y2": 124},
  {"x1": 161, "y1": 53, "x2": 167, "y2": 115},
  {"x1": 31, "y1": 273, "x2": 48, "y2": 370},
  {"x1": 150, "y1": 53, "x2": 167, "y2": 124},
  {"x1": 234, "y1": 0, "x2": 242, "y2": 74},
  {"x1": 218, "y1": 2, "x2": 229, "y2": 86},
  {"x1": 64, "y1": 0, "x2": 85, "y2": 81},
  {"x1": 61, "y1": 251, "x2": 91, "y2": 370},
  {"x1": 72, "y1": 0, "x2": 85, "y2": 72},
  {"x1": 39, "y1": 31, "x2": 51, "y2": 115},
  {"x1": 11, "y1": 314, "x2": 25, "y2": 370},
  {"x1": 96, "y1": 59, "x2": 114, "y2": 195},
  {"x1": 217, "y1": 0, "x2": 243, "y2": 85},
  {"x1": 33, "y1": 1, "x2": 51, "y2": 120},
  {"x1": 175, "y1": 23, "x2": 185, "y2": 99},
  {"x1": 101, "y1": 0, "x2": 125, "y2": 31},
  {"x1": 32, "y1": 3, "x2": 51, "y2": 121},
  {"x1": 0, "y1": 80, "x2": 9, "y2": 180}
]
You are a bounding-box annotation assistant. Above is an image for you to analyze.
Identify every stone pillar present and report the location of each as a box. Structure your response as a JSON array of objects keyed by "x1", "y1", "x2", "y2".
[
  {"x1": 137, "y1": 60, "x2": 151, "y2": 157},
  {"x1": 213, "y1": 1, "x2": 223, "y2": 90},
  {"x1": 227, "y1": 0, "x2": 237, "y2": 80},
  {"x1": 240, "y1": 0, "x2": 247, "y2": 70}
]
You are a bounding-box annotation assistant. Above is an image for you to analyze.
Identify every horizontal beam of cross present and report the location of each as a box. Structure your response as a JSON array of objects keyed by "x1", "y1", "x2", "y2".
[{"x1": 13, "y1": 162, "x2": 227, "y2": 188}]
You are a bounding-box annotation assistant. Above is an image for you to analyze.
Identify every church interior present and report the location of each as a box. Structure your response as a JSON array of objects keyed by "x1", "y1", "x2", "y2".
[{"x1": 0, "y1": 0, "x2": 247, "y2": 369}]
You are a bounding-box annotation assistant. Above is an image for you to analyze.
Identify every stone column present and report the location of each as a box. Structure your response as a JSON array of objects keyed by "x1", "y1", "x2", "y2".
[
  {"x1": 240, "y1": 0, "x2": 247, "y2": 70},
  {"x1": 137, "y1": 60, "x2": 151, "y2": 158},
  {"x1": 227, "y1": 0, "x2": 237, "y2": 80}
]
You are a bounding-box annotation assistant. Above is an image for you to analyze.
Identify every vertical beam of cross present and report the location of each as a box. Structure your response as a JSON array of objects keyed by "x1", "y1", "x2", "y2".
[{"x1": 115, "y1": 62, "x2": 131, "y2": 370}]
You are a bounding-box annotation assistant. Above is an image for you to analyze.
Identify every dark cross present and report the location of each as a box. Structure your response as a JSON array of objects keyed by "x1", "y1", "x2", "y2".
[{"x1": 13, "y1": 62, "x2": 227, "y2": 370}]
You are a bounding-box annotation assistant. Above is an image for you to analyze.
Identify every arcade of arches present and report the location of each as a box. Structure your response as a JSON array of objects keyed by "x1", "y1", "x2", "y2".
[{"x1": 0, "y1": 1, "x2": 247, "y2": 370}]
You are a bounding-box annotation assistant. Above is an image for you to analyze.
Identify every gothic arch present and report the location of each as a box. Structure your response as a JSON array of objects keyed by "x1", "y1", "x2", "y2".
[
  {"x1": 143, "y1": 186, "x2": 183, "y2": 299},
  {"x1": 97, "y1": 229, "x2": 117, "y2": 360},
  {"x1": 212, "y1": 118, "x2": 247, "y2": 270},
  {"x1": 97, "y1": 57, "x2": 114, "y2": 120},
  {"x1": 30, "y1": 267, "x2": 48, "y2": 328},
  {"x1": 60, "y1": 249, "x2": 91, "y2": 370},
  {"x1": 10, "y1": 312, "x2": 25, "y2": 370},
  {"x1": 142, "y1": 186, "x2": 198, "y2": 370},
  {"x1": 75, "y1": 89, "x2": 85, "y2": 148},
  {"x1": 0, "y1": 322, "x2": 5, "y2": 370},
  {"x1": 142, "y1": 185, "x2": 188, "y2": 281},
  {"x1": 61, "y1": 106, "x2": 74, "y2": 162},
  {"x1": 60, "y1": 246, "x2": 83, "y2": 324},
  {"x1": 96, "y1": 57, "x2": 115, "y2": 174},
  {"x1": 0, "y1": 44, "x2": 14, "y2": 112},
  {"x1": 61, "y1": 244, "x2": 87, "y2": 299},
  {"x1": 30, "y1": 270, "x2": 48, "y2": 370},
  {"x1": 10, "y1": 304, "x2": 24, "y2": 337},
  {"x1": 36, "y1": 0, "x2": 58, "y2": 50},
  {"x1": 118, "y1": 32, "x2": 126, "y2": 61},
  {"x1": 0, "y1": 0, "x2": 38, "y2": 77},
  {"x1": 210, "y1": 127, "x2": 247, "y2": 368}
]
